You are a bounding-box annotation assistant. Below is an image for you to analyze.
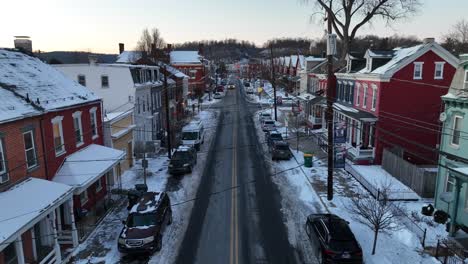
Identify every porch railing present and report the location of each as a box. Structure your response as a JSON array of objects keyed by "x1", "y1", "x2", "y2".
[
  {"x1": 39, "y1": 249, "x2": 57, "y2": 264},
  {"x1": 308, "y1": 115, "x2": 322, "y2": 125},
  {"x1": 346, "y1": 143, "x2": 375, "y2": 158}
]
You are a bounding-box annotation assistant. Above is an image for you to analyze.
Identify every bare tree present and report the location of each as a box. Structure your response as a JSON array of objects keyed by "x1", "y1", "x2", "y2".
[
  {"x1": 305, "y1": 0, "x2": 422, "y2": 60},
  {"x1": 348, "y1": 186, "x2": 400, "y2": 255},
  {"x1": 136, "y1": 28, "x2": 165, "y2": 54},
  {"x1": 442, "y1": 19, "x2": 468, "y2": 55}
]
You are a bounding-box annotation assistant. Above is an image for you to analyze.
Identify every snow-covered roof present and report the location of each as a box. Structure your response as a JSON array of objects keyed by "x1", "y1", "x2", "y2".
[
  {"x1": 306, "y1": 56, "x2": 325, "y2": 62},
  {"x1": 170, "y1": 51, "x2": 202, "y2": 65},
  {"x1": 297, "y1": 93, "x2": 316, "y2": 101},
  {"x1": 284, "y1": 57, "x2": 291, "y2": 66},
  {"x1": 116, "y1": 51, "x2": 142, "y2": 63},
  {"x1": 298, "y1": 55, "x2": 305, "y2": 69},
  {"x1": 290, "y1": 55, "x2": 298, "y2": 67},
  {"x1": 0, "y1": 178, "x2": 73, "y2": 250},
  {"x1": 366, "y1": 50, "x2": 395, "y2": 58},
  {"x1": 53, "y1": 144, "x2": 125, "y2": 193},
  {"x1": 0, "y1": 49, "x2": 99, "y2": 112},
  {"x1": 0, "y1": 87, "x2": 41, "y2": 124},
  {"x1": 165, "y1": 65, "x2": 188, "y2": 78},
  {"x1": 454, "y1": 167, "x2": 468, "y2": 176},
  {"x1": 443, "y1": 60, "x2": 468, "y2": 100}
]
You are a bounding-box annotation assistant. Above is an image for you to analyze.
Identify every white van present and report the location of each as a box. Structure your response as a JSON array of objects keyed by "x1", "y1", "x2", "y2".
[{"x1": 182, "y1": 120, "x2": 205, "y2": 151}]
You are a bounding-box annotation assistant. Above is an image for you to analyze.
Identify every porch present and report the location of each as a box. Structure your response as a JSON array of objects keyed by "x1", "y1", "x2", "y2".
[
  {"x1": 0, "y1": 178, "x2": 78, "y2": 264},
  {"x1": 304, "y1": 97, "x2": 326, "y2": 129}
]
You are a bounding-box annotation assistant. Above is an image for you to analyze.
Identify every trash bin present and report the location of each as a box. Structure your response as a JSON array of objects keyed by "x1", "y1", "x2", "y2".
[{"x1": 304, "y1": 153, "x2": 313, "y2": 168}]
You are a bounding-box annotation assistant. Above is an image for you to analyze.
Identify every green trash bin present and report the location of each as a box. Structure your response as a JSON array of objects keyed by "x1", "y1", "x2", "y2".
[{"x1": 304, "y1": 153, "x2": 313, "y2": 168}]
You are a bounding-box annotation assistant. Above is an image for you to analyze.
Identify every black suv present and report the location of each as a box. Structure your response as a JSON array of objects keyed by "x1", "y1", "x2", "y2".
[
  {"x1": 270, "y1": 140, "x2": 292, "y2": 160},
  {"x1": 168, "y1": 146, "x2": 197, "y2": 175},
  {"x1": 266, "y1": 130, "x2": 283, "y2": 147},
  {"x1": 118, "y1": 192, "x2": 172, "y2": 254},
  {"x1": 305, "y1": 214, "x2": 363, "y2": 264}
]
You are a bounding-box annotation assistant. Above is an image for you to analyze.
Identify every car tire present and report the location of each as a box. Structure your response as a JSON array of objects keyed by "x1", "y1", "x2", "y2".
[{"x1": 155, "y1": 235, "x2": 162, "y2": 252}]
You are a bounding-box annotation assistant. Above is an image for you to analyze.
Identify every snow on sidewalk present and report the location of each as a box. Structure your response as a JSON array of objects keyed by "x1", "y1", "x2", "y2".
[{"x1": 69, "y1": 110, "x2": 220, "y2": 264}]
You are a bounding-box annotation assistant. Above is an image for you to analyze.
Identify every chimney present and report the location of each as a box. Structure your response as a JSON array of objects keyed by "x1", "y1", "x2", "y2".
[
  {"x1": 14, "y1": 36, "x2": 32, "y2": 53},
  {"x1": 423, "y1": 38, "x2": 435, "y2": 44},
  {"x1": 119, "y1": 43, "x2": 124, "y2": 54},
  {"x1": 198, "y1": 43, "x2": 204, "y2": 56},
  {"x1": 88, "y1": 54, "x2": 98, "y2": 65}
]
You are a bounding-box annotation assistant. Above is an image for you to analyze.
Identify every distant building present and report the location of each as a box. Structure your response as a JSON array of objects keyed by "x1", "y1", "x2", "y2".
[{"x1": 170, "y1": 46, "x2": 208, "y2": 98}]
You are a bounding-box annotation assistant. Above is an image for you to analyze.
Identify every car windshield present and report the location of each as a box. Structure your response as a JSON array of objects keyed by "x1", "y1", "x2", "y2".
[
  {"x1": 329, "y1": 239, "x2": 360, "y2": 252},
  {"x1": 127, "y1": 213, "x2": 157, "y2": 227},
  {"x1": 173, "y1": 151, "x2": 190, "y2": 160},
  {"x1": 183, "y1": 132, "x2": 198, "y2": 140},
  {"x1": 276, "y1": 144, "x2": 289, "y2": 150},
  {"x1": 265, "y1": 121, "x2": 274, "y2": 125},
  {"x1": 270, "y1": 134, "x2": 282, "y2": 140}
]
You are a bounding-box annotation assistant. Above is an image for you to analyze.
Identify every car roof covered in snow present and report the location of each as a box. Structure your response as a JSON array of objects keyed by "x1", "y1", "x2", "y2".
[
  {"x1": 0, "y1": 49, "x2": 100, "y2": 115},
  {"x1": 177, "y1": 145, "x2": 193, "y2": 152},
  {"x1": 130, "y1": 192, "x2": 163, "y2": 214}
]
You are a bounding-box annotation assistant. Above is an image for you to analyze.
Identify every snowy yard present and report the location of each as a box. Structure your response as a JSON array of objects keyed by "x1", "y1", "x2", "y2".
[
  {"x1": 69, "y1": 110, "x2": 220, "y2": 264},
  {"x1": 253, "y1": 107, "x2": 443, "y2": 264}
]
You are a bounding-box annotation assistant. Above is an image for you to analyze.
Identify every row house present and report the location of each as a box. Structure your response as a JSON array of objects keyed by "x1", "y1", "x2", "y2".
[
  {"x1": 54, "y1": 59, "x2": 164, "y2": 155},
  {"x1": 434, "y1": 54, "x2": 468, "y2": 235},
  {"x1": 332, "y1": 39, "x2": 458, "y2": 165},
  {"x1": 0, "y1": 49, "x2": 124, "y2": 264},
  {"x1": 170, "y1": 47, "x2": 208, "y2": 99}
]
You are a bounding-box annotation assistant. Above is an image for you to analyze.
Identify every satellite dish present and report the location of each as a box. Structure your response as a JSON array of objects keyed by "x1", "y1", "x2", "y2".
[{"x1": 439, "y1": 112, "x2": 447, "y2": 122}]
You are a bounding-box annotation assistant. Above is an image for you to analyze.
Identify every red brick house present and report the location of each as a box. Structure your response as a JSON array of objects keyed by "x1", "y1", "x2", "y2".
[
  {"x1": 334, "y1": 39, "x2": 459, "y2": 165},
  {"x1": 170, "y1": 50, "x2": 207, "y2": 98},
  {"x1": 0, "y1": 49, "x2": 124, "y2": 264}
]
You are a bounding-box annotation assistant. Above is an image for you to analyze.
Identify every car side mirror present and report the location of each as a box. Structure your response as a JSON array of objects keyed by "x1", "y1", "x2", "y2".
[{"x1": 122, "y1": 220, "x2": 126, "y2": 225}]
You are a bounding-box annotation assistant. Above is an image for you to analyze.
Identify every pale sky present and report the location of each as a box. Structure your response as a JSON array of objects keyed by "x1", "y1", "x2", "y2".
[{"x1": 0, "y1": 0, "x2": 466, "y2": 54}]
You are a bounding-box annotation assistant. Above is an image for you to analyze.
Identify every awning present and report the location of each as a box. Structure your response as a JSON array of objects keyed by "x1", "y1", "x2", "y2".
[
  {"x1": 333, "y1": 103, "x2": 377, "y2": 122},
  {"x1": 0, "y1": 178, "x2": 73, "y2": 251},
  {"x1": 297, "y1": 93, "x2": 316, "y2": 101},
  {"x1": 53, "y1": 144, "x2": 125, "y2": 194},
  {"x1": 307, "y1": 96, "x2": 327, "y2": 106}
]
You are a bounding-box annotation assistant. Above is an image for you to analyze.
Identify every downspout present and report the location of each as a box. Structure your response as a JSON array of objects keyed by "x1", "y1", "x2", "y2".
[{"x1": 39, "y1": 117, "x2": 50, "y2": 180}]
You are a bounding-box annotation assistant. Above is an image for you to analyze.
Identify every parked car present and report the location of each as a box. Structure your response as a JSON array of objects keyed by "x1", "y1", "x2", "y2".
[
  {"x1": 305, "y1": 214, "x2": 363, "y2": 264},
  {"x1": 262, "y1": 119, "x2": 276, "y2": 132},
  {"x1": 118, "y1": 192, "x2": 172, "y2": 254},
  {"x1": 266, "y1": 130, "x2": 283, "y2": 147},
  {"x1": 228, "y1": 83, "x2": 236, "y2": 89},
  {"x1": 181, "y1": 120, "x2": 205, "y2": 150},
  {"x1": 270, "y1": 141, "x2": 292, "y2": 160},
  {"x1": 216, "y1": 85, "x2": 224, "y2": 92},
  {"x1": 168, "y1": 146, "x2": 197, "y2": 174},
  {"x1": 259, "y1": 112, "x2": 272, "y2": 123},
  {"x1": 213, "y1": 92, "x2": 223, "y2": 99}
]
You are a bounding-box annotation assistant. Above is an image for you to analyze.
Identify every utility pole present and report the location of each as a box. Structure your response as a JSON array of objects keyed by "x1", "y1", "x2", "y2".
[
  {"x1": 326, "y1": 3, "x2": 335, "y2": 201},
  {"x1": 269, "y1": 45, "x2": 278, "y2": 121},
  {"x1": 163, "y1": 66, "x2": 172, "y2": 159}
]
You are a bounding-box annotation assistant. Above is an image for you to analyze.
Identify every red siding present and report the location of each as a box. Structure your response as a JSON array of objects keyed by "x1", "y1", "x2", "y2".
[
  {"x1": 0, "y1": 116, "x2": 46, "y2": 188},
  {"x1": 42, "y1": 102, "x2": 103, "y2": 179},
  {"x1": 22, "y1": 230, "x2": 34, "y2": 263},
  {"x1": 73, "y1": 176, "x2": 107, "y2": 211},
  {"x1": 171, "y1": 64, "x2": 206, "y2": 97},
  {"x1": 374, "y1": 50, "x2": 456, "y2": 164}
]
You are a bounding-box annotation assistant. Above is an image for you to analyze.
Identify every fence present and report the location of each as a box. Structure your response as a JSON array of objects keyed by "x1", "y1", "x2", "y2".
[
  {"x1": 435, "y1": 239, "x2": 467, "y2": 264},
  {"x1": 382, "y1": 149, "x2": 437, "y2": 198}
]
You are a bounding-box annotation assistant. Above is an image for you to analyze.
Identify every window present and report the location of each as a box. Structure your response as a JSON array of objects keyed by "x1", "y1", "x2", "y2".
[
  {"x1": 356, "y1": 83, "x2": 361, "y2": 106},
  {"x1": 52, "y1": 116, "x2": 65, "y2": 156},
  {"x1": 413, "y1": 62, "x2": 423, "y2": 79},
  {"x1": 0, "y1": 138, "x2": 8, "y2": 184},
  {"x1": 101, "y1": 75, "x2": 109, "y2": 88},
  {"x1": 73, "y1": 111, "x2": 84, "y2": 147},
  {"x1": 371, "y1": 85, "x2": 377, "y2": 111},
  {"x1": 434, "y1": 62, "x2": 445, "y2": 79},
  {"x1": 451, "y1": 115, "x2": 462, "y2": 146},
  {"x1": 89, "y1": 107, "x2": 98, "y2": 139},
  {"x1": 23, "y1": 131, "x2": 37, "y2": 169},
  {"x1": 4, "y1": 242, "x2": 17, "y2": 264},
  {"x1": 446, "y1": 173, "x2": 456, "y2": 192},
  {"x1": 80, "y1": 190, "x2": 88, "y2": 205},
  {"x1": 77, "y1": 75, "x2": 86, "y2": 86},
  {"x1": 363, "y1": 84, "x2": 368, "y2": 108},
  {"x1": 96, "y1": 178, "x2": 103, "y2": 192}
]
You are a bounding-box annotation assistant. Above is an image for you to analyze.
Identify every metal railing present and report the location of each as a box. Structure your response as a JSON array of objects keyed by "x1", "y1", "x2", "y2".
[{"x1": 435, "y1": 239, "x2": 467, "y2": 264}]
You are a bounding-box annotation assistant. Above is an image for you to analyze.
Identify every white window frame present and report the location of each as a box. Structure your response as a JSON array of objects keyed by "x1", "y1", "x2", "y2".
[
  {"x1": 80, "y1": 190, "x2": 89, "y2": 205},
  {"x1": 89, "y1": 107, "x2": 98, "y2": 140},
  {"x1": 356, "y1": 83, "x2": 361, "y2": 106},
  {"x1": 413, "y1": 62, "x2": 423, "y2": 80},
  {"x1": 0, "y1": 138, "x2": 8, "y2": 184},
  {"x1": 434, "y1": 62, "x2": 445, "y2": 80},
  {"x1": 95, "y1": 178, "x2": 103, "y2": 192},
  {"x1": 450, "y1": 115, "x2": 463, "y2": 147},
  {"x1": 23, "y1": 130, "x2": 37, "y2": 169},
  {"x1": 73, "y1": 111, "x2": 84, "y2": 147},
  {"x1": 445, "y1": 172, "x2": 456, "y2": 192},
  {"x1": 371, "y1": 84, "x2": 377, "y2": 111},
  {"x1": 363, "y1": 84, "x2": 368, "y2": 108},
  {"x1": 51, "y1": 116, "x2": 65, "y2": 156}
]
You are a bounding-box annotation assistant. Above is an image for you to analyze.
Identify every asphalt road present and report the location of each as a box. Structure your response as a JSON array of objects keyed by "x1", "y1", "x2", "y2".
[{"x1": 176, "y1": 78, "x2": 299, "y2": 264}]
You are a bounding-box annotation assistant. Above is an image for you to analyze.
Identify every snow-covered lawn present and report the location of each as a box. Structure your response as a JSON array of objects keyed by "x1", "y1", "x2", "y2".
[
  {"x1": 69, "y1": 110, "x2": 220, "y2": 264},
  {"x1": 253, "y1": 107, "x2": 441, "y2": 264}
]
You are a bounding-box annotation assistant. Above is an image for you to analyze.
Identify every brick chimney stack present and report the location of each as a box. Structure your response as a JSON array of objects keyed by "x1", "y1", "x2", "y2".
[{"x1": 119, "y1": 43, "x2": 124, "y2": 54}]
